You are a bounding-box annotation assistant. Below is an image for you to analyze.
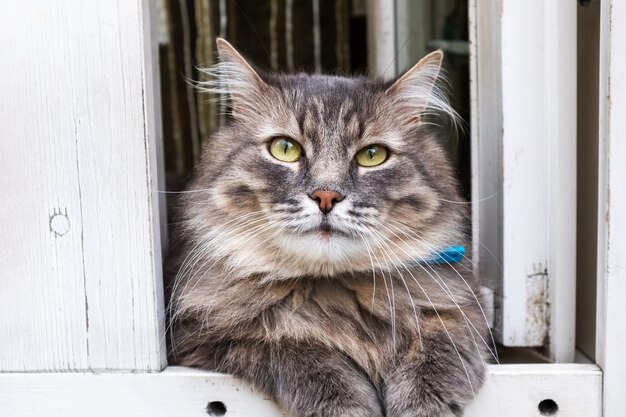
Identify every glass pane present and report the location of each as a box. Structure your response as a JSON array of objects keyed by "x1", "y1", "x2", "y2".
[{"x1": 396, "y1": 0, "x2": 471, "y2": 200}]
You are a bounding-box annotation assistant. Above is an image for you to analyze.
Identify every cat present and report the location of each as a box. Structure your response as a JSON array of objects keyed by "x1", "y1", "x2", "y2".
[{"x1": 168, "y1": 38, "x2": 492, "y2": 417}]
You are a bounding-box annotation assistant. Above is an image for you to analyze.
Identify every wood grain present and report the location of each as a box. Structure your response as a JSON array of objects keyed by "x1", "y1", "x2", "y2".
[
  {"x1": 0, "y1": 365, "x2": 602, "y2": 417},
  {"x1": 597, "y1": 1, "x2": 626, "y2": 415},
  {"x1": 0, "y1": 0, "x2": 166, "y2": 371},
  {"x1": 470, "y1": 0, "x2": 577, "y2": 359}
]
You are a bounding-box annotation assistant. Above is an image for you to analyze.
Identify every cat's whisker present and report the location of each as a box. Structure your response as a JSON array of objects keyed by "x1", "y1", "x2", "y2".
[
  {"x1": 367, "y1": 228, "x2": 477, "y2": 399},
  {"x1": 382, "y1": 221, "x2": 477, "y2": 285},
  {"x1": 193, "y1": 222, "x2": 279, "y2": 301},
  {"x1": 176, "y1": 213, "x2": 268, "y2": 291},
  {"x1": 356, "y1": 233, "x2": 377, "y2": 312},
  {"x1": 365, "y1": 236, "x2": 397, "y2": 353},
  {"x1": 170, "y1": 213, "x2": 269, "y2": 322},
  {"x1": 228, "y1": 222, "x2": 291, "y2": 274},
  {"x1": 169, "y1": 38, "x2": 488, "y2": 415},
  {"x1": 269, "y1": 225, "x2": 299, "y2": 273},
  {"x1": 402, "y1": 219, "x2": 503, "y2": 274},
  {"x1": 376, "y1": 220, "x2": 497, "y2": 364},
  {"x1": 408, "y1": 238, "x2": 498, "y2": 363},
  {"x1": 152, "y1": 188, "x2": 214, "y2": 194},
  {"x1": 165, "y1": 238, "x2": 210, "y2": 353},
  {"x1": 384, "y1": 220, "x2": 499, "y2": 363},
  {"x1": 379, "y1": 243, "x2": 398, "y2": 354},
  {"x1": 200, "y1": 221, "x2": 292, "y2": 327},
  {"x1": 430, "y1": 192, "x2": 499, "y2": 206},
  {"x1": 168, "y1": 215, "x2": 269, "y2": 347},
  {"x1": 383, "y1": 221, "x2": 476, "y2": 273},
  {"x1": 360, "y1": 230, "x2": 423, "y2": 348},
  {"x1": 410, "y1": 258, "x2": 491, "y2": 373}
]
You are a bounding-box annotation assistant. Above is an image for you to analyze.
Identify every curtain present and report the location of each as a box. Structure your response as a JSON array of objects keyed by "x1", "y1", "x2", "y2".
[{"x1": 158, "y1": 0, "x2": 353, "y2": 186}]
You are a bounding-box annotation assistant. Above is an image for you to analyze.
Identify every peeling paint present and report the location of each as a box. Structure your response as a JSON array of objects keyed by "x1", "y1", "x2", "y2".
[{"x1": 525, "y1": 263, "x2": 548, "y2": 346}]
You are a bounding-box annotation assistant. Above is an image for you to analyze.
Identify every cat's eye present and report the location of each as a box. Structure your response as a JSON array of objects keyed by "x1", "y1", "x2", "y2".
[
  {"x1": 269, "y1": 137, "x2": 303, "y2": 162},
  {"x1": 355, "y1": 145, "x2": 388, "y2": 167}
]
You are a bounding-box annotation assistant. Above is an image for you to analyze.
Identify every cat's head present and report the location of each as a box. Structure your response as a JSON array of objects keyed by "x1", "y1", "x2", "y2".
[{"x1": 182, "y1": 39, "x2": 466, "y2": 279}]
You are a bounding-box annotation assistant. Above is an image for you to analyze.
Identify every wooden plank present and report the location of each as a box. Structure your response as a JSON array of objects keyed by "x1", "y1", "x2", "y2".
[
  {"x1": 0, "y1": 365, "x2": 601, "y2": 417},
  {"x1": 467, "y1": 364, "x2": 601, "y2": 417},
  {"x1": 499, "y1": 0, "x2": 550, "y2": 348},
  {"x1": 0, "y1": 0, "x2": 165, "y2": 371},
  {"x1": 471, "y1": 0, "x2": 577, "y2": 359},
  {"x1": 596, "y1": 1, "x2": 626, "y2": 415},
  {"x1": 545, "y1": 0, "x2": 577, "y2": 363}
]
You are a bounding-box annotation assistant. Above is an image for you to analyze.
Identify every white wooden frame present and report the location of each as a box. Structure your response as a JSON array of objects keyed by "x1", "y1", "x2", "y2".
[
  {"x1": 470, "y1": 0, "x2": 577, "y2": 361},
  {"x1": 0, "y1": 0, "x2": 166, "y2": 372},
  {"x1": 2, "y1": 0, "x2": 625, "y2": 416},
  {"x1": 0, "y1": 365, "x2": 602, "y2": 417},
  {"x1": 596, "y1": 1, "x2": 626, "y2": 415}
]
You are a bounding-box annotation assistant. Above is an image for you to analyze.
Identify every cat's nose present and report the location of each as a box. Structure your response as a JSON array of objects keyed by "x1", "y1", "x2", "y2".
[{"x1": 309, "y1": 189, "x2": 345, "y2": 214}]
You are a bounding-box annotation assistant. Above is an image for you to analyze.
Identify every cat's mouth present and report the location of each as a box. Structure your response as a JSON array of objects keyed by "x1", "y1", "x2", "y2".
[{"x1": 304, "y1": 221, "x2": 349, "y2": 239}]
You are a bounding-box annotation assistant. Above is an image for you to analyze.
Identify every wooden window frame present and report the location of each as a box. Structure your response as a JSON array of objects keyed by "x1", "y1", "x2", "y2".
[{"x1": 2, "y1": 0, "x2": 625, "y2": 415}]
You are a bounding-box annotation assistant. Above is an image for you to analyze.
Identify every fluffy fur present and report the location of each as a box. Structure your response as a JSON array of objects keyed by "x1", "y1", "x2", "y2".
[{"x1": 168, "y1": 38, "x2": 492, "y2": 417}]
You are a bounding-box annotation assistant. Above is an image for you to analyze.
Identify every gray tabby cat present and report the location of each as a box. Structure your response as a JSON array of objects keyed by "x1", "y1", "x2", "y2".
[{"x1": 168, "y1": 38, "x2": 492, "y2": 417}]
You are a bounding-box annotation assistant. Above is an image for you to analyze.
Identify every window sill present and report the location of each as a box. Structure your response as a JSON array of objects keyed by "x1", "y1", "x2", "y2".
[{"x1": 0, "y1": 364, "x2": 601, "y2": 416}]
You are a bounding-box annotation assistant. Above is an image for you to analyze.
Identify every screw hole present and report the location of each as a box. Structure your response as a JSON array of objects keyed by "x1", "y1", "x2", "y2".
[
  {"x1": 538, "y1": 399, "x2": 558, "y2": 415},
  {"x1": 206, "y1": 401, "x2": 227, "y2": 416}
]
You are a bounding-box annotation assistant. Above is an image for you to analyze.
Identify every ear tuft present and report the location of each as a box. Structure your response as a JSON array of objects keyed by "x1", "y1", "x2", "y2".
[
  {"x1": 389, "y1": 49, "x2": 443, "y2": 95},
  {"x1": 214, "y1": 38, "x2": 263, "y2": 84},
  {"x1": 194, "y1": 38, "x2": 269, "y2": 120},
  {"x1": 385, "y1": 49, "x2": 458, "y2": 126}
]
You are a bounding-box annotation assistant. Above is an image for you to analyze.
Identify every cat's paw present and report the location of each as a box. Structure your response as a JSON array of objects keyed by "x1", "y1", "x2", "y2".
[
  {"x1": 285, "y1": 404, "x2": 382, "y2": 417},
  {"x1": 393, "y1": 409, "x2": 458, "y2": 417},
  {"x1": 387, "y1": 398, "x2": 463, "y2": 417}
]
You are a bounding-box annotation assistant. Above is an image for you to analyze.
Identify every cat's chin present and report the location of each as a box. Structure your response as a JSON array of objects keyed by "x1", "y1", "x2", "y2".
[
  {"x1": 287, "y1": 230, "x2": 360, "y2": 257},
  {"x1": 269, "y1": 230, "x2": 372, "y2": 277},
  {"x1": 304, "y1": 226, "x2": 350, "y2": 240}
]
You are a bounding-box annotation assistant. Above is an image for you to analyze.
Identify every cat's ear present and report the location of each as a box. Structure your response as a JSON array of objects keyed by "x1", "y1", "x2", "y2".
[
  {"x1": 384, "y1": 50, "x2": 453, "y2": 125},
  {"x1": 197, "y1": 38, "x2": 270, "y2": 120},
  {"x1": 215, "y1": 38, "x2": 270, "y2": 119}
]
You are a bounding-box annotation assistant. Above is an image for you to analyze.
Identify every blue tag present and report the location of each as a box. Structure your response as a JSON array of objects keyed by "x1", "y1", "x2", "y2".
[{"x1": 419, "y1": 245, "x2": 465, "y2": 264}]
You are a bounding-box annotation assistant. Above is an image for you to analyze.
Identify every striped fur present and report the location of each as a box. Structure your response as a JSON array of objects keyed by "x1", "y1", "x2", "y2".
[{"x1": 169, "y1": 39, "x2": 490, "y2": 417}]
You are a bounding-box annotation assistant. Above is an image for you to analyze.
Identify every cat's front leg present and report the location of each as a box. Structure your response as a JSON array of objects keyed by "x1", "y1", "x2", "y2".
[
  {"x1": 383, "y1": 315, "x2": 487, "y2": 417},
  {"x1": 183, "y1": 340, "x2": 384, "y2": 417}
]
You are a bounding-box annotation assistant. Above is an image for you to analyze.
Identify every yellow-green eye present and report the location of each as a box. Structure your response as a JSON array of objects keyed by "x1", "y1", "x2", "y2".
[
  {"x1": 269, "y1": 137, "x2": 303, "y2": 162},
  {"x1": 356, "y1": 145, "x2": 388, "y2": 167}
]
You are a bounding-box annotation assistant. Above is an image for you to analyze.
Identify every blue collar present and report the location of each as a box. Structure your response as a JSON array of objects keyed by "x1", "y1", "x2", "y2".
[{"x1": 420, "y1": 245, "x2": 466, "y2": 264}]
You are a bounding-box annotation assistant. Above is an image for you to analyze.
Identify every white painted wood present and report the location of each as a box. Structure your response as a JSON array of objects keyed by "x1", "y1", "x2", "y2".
[
  {"x1": 0, "y1": 0, "x2": 166, "y2": 371},
  {"x1": 466, "y1": 364, "x2": 601, "y2": 417},
  {"x1": 0, "y1": 365, "x2": 601, "y2": 417},
  {"x1": 500, "y1": 0, "x2": 549, "y2": 348},
  {"x1": 545, "y1": 0, "x2": 577, "y2": 364},
  {"x1": 596, "y1": 1, "x2": 626, "y2": 416},
  {"x1": 470, "y1": 0, "x2": 577, "y2": 359},
  {"x1": 367, "y1": 0, "x2": 397, "y2": 77}
]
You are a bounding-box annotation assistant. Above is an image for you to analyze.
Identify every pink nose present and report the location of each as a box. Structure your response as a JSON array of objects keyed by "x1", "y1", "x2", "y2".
[{"x1": 310, "y1": 189, "x2": 345, "y2": 214}]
